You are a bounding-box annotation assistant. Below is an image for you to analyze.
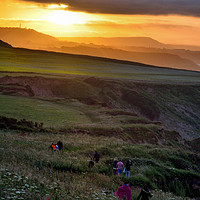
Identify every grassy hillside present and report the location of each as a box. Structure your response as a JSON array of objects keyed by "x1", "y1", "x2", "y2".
[
  {"x1": 0, "y1": 46, "x2": 200, "y2": 82},
  {"x1": 0, "y1": 128, "x2": 200, "y2": 200},
  {"x1": 0, "y1": 75, "x2": 200, "y2": 140},
  {"x1": 0, "y1": 45, "x2": 200, "y2": 199}
]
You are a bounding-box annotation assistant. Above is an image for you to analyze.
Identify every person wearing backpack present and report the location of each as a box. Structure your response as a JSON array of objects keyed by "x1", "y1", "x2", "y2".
[
  {"x1": 93, "y1": 151, "x2": 100, "y2": 163},
  {"x1": 113, "y1": 158, "x2": 118, "y2": 175},
  {"x1": 50, "y1": 143, "x2": 55, "y2": 151},
  {"x1": 137, "y1": 185, "x2": 153, "y2": 200},
  {"x1": 57, "y1": 140, "x2": 63, "y2": 151},
  {"x1": 88, "y1": 158, "x2": 95, "y2": 170},
  {"x1": 116, "y1": 160, "x2": 124, "y2": 175},
  {"x1": 125, "y1": 160, "x2": 132, "y2": 178}
]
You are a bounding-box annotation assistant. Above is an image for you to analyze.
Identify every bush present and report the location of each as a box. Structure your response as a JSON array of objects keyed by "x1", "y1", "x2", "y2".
[
  {"x1": 128, "y1": 174, "x2": 151, "y2": 187},
  {"x1": 97, "y1": 147, "x2": 117, "y2": 157}
]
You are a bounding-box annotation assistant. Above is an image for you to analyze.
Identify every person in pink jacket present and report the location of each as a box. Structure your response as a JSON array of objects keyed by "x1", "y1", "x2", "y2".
[
  {"x1": 114, "y1": 181, "x2": 132, "y2": 200},
  {"x1": 116, "y1": 160, "x2": 124, "y2": 175}
]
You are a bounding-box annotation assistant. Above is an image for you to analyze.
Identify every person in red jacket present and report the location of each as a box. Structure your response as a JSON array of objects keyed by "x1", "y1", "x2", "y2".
[
  {"x1": 50, "y1": 143, "x2": 56, "y2": 151},
  {"x1": 114, "y1": 181, "x2": 132, "y2": 200}
]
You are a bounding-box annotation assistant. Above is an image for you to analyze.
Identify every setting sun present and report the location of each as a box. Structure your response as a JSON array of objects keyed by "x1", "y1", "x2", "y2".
[{"x1": 47, "y1": 10, "x2": 87, "y2": 25}]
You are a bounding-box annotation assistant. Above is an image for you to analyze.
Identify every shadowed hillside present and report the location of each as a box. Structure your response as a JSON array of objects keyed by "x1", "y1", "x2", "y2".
[
  {"x1": 0, "y1": 40, "x2": 12, "y2": 48},
  {"x1": 0, "y1": 75, "x2": 200, "y2": 140},
  {"x1": 55, "y1": 45, "x2": 199, "y2": 71}
]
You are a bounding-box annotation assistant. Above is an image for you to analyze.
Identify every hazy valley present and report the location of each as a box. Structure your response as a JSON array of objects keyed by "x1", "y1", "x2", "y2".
[{"x1": 1, "y1": 27, "x2": 200, "y2": 72}]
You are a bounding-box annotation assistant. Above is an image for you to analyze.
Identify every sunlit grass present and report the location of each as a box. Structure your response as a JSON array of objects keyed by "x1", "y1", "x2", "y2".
[{"x1": 1, "y1": 47, "x2": 200, "y2": 82}]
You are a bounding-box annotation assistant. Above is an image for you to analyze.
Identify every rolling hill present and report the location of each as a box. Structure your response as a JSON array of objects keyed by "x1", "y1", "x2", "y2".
[
  {"x1": 58, "y1": 36, "x2": 167, "y2": 48},
  {"x1": 55, "y1": 45, "x2": 200, "y2": 71},
  {"x1": 0, "y1": 27, "x2": 58, "y2": 48},
  {"x1": 0, "y1": 43, "x2": 200, "y2": 140},
  {"x1": 1, "y1": 42, "x2": 200, "y2": 81},
  {"x1": 1, "y1": 27, "x2": 200, "y2": 71},
  {"x1": 0, "y1": 41, "x2": 200, "y2": 200}
]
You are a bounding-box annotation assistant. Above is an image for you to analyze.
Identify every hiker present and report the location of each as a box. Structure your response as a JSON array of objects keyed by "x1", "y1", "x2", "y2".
[
  {"x1": 125, "y1": 160, "x2": 132, "y2": 178},
  {"x1": 137, "y1": 185, "x2": 153, "y2": 200},
  {"x1": 93, "y1": 151, "x2": 100, "y2": 163},
  {"x1": 116, "y1": 160, "x2": 124, "y2": 175},
  {"x1": 55, "y1": 144, "x2": 59, "y2": 151},
  {"x1": 113, "y1": 157, "x2": 118, "y2": 175},
  {"x1": 57, "y1": 140, "x2": 63, "y2": 151},
  {"x1": 50, "y1": 143, "x2": 56, "y2": 151},
  {"x1": 114, "y1": 181, "x2": 132, "y2": 200},
  {"x1": 88, "y1": 158, "x2": 95, "y2": 170}
]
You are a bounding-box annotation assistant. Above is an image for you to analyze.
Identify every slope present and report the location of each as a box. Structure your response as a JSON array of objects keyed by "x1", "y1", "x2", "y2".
[
  {"x1": 0, "y1": 45, "x2": 200, "y2": 82},
  {"x1": 0, "y1": 74, "x2": 200, "y2": 140},
  {"x1": 0, "y1": 28, "x2": 199, "y2": 71},
  {"x1": 58, "y1": 36, "x2": 166, "y2": 48},
  {"x1": 0, "y1": 40, "x2": 12, "y2": 48},
  {"x1": 55, "y1": 45, "x2": 200, "y2": 71}
]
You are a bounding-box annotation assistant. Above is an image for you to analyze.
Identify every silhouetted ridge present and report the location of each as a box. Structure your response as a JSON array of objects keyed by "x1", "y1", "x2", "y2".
[
  {"x1": 0, "y1": 40, "x2": 12, "y2": 48},
  {"x1": 0, "y1": 27, "x2": 58, "y2": 49}
]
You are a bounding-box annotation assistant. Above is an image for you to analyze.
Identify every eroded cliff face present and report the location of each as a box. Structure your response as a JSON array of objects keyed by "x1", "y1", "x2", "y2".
[{"x1": 0, "y1": 75, "x2": 200, "y2": 140}]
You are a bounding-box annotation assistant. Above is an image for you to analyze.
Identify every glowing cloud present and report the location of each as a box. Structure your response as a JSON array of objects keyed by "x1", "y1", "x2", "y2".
[{"x1": 47, "y1": 4, "x2": 68, "y2": 9}]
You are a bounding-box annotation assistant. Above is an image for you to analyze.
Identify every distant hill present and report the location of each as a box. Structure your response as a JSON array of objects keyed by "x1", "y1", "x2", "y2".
[
  {"x1": 51, "y1": 45, "x2": 200, "y2": 71},
  {"x1": 56, "y1": 37, "x2": 200, "y2": 71},
  {"x1": 0, "y1": 27, "x2": 59, "y2": 49},
  {"x1": 121, "y1": 46, "x2": 200, "y2": 68},
  {"x1": 0, "y1": 27, "x2": 199, "y2": 71},
  {"x1": 58, "y1": 36, "x2": 200, "y2": 51},
  {"x1": 58, "y1": 36, "x2": 167, "y2": 48},
  {"x1": 0, "y1": 27, "x2": 78, "y2": 50},
  {"x1": 0, "y1": 40, "x2": 12, "y2": 48}
]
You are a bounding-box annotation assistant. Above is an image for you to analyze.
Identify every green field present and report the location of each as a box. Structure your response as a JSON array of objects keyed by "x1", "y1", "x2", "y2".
[
  {"x1": 0, "y1": 46, "x2": 200, "y2": 82},
  {"x1": 0, "y1": 94, "x2": 157, "y2": 130},
  {"x1": 0, "y1": 95, "x2": 95, "y2": 127}
]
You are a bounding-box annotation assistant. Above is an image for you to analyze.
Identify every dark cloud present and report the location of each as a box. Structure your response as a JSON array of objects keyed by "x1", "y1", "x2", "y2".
[{"x1": 20, "y1": 0, "x2": 200, "y2": 17}]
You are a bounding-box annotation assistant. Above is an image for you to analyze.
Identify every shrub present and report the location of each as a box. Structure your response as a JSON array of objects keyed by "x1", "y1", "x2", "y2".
[{"x1": 128, "y1": 174, "x2": 151, "y2": 187}]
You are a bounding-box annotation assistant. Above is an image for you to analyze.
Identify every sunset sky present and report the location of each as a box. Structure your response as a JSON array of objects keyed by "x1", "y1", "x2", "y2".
[{"x1": 1, "y1": 0, "x2": 200, "y2": 46}]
